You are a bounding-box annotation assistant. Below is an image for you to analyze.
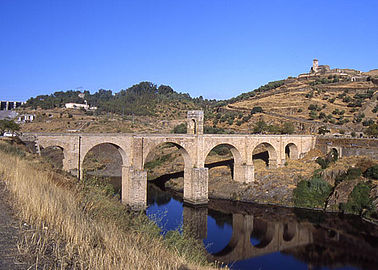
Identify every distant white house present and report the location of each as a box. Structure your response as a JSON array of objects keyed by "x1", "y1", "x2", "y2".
[
  {"x1": 65, "y1": 103, "x2": 90, "y2": 110},
  {"x1": 65, "y1": 101, "x2": 97, "y2": 110}
]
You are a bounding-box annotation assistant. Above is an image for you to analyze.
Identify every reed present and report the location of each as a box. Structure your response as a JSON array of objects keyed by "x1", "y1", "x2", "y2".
[{"x1": 0, "y1": 141, "x2": 215, "y2": 270}]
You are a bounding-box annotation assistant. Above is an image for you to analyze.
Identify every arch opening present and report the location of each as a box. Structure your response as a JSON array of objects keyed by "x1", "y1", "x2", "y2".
[
  {"x1": 283, "y1": 223, "x2": 296, "y2": 242},
  {"x1": 204, "y1": 143, "x2": 242, "y2": 182},
  {"x1": 285, "y1": 143, "x2": 298, "y2": 160},
  {"x1": 40, "y1": 145, "x2": 64, "y2": 170},
  {"x1": 252, "y1": 142, "x2": 278, "y2": 170},
  {"x1": 250, "y1": 219, "x2": 274, "y2": 249},
  {"x1": 143, "y1": 142, "x2": 191, "y2": 203},
  {"x1": 192, "y1": 119, "x2": 197, "y2": 134},
  {"x1": 82, "y1": 143, "x2": 126, "y2": 196}
]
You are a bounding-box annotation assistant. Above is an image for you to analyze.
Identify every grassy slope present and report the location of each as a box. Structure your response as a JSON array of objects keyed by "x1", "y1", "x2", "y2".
[{"x1": 0, "y1": 140, "x2": 216, "y2": 270}]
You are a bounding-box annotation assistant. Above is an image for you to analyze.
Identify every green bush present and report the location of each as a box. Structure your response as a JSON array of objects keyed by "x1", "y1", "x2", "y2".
[
  {"x1": 335, "y1": 167, "x2": 362, "y2": 185},
  {"x1": 316, "y1": 157, "x2": 328, "y2": 169},
  {"x1": 364, "y1": 165, "x2": 378, "y2": 179},
  {"x1": 342, "y1": 182, "x2": 374, "y2": 216},
  {"x1": 173, "y1": 123, "x2": 187, "y2": 134},
  {"x1": 293, "y1": 175, "x2": 332, "y2": 208},
  {"x1": 250, "y1": 106, "x2": 263, "y2": 114}
]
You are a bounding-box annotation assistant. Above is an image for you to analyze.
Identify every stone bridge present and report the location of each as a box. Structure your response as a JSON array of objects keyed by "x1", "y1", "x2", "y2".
[{"x1": 23, "y1": 111, "x2": 316, "y2": 209}]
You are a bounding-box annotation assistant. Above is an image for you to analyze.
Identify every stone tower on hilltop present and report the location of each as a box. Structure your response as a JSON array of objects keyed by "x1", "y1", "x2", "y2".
[
  {"x1": 310, "y1": 59, "x2": 330, "y2": 74},
  {"x1": 312, "y1": 59, "x2": 319, "y2": 73}
]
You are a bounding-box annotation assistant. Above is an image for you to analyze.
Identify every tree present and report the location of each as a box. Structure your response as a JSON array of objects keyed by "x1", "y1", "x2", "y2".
[
  {"x1": 172, "y1": 123, "x2": 187, "y2": 134},
  {"x1": 318, "y1": 126, "x2": 330, "y2": 135},
  {"x1": 253, "y1": 120, "x2": 267, "y2": 134},
  {"x1": 0, "y1": 120, "x2": 20, "y2": 135},
  {"x1": 280, "y1": 122, "x2": 295, "y2": 134},
  {"x1": 251, "y1": 106, "x2": 263, "y2": 114},
  {"x1": 365, "y1": 123, "x2": 378, "y2": 137}
]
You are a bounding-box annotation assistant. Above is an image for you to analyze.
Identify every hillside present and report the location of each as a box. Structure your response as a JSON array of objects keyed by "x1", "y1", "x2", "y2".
[
  {"x1": 215, "y1": 79, "x2": 377, "y2": 135},
  {"x1": 16, "y1": 65, "x2": 378, "y2": 136}
]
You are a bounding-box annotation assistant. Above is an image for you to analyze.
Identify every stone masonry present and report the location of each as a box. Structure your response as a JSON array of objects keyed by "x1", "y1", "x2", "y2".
[{"x1": 24, "y1": 111, "x2": 316, "y2": 210}]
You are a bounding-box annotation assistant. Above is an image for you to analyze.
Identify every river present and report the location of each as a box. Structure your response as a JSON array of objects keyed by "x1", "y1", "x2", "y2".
[{"x1": 146, "y1": 183, "x2": 378, "y2": 270}]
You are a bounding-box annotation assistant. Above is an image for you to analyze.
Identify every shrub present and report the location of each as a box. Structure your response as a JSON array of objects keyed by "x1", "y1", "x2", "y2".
[
  {"x1": 364, "y1": 165, "x2": 378, "y2": 179},
  {"x1": 250, "y1": 106, "x2": 263, "y2": 114},
  {"x1": 342, "y1": 182, "x2": 374, "y2": 216},
  {"x1": 293, "y1": 175, "x2": 332, "y2": 208},
  {"x1": 365, "y1": 123, "x2": 378, "y2": 137},
  {"x1": 173, "y1": 123, "x2": 187, "y2": 134},
  {"x1": 318, "y1": 126, "x2": 329, "y2": 135},
  {"x1": 316, "y1": 157, "x2": 328, "y2": 169}
]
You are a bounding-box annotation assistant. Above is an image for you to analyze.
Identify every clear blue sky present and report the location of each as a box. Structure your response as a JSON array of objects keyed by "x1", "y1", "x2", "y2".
[{"x1": 1, "y1": 0, "x2": 377, "y2": 101}]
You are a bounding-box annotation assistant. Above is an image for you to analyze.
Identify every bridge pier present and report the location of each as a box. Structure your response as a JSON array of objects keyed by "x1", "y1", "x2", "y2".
[
  {"x1": 234, "y1": 164, "x2": 255, "y2": 183},
  {"x1": 183, "y1": 167, "x2": 208, "y2": 205},
  {"x1": 268, "y1": 158, "x2": 278, "y2": 168},
  {"x1": 183, "y1": 205, "x2": 208, "y2": 238},
  {"x1": 121, "y1": 166, "x2": 147, "y2": 210}
]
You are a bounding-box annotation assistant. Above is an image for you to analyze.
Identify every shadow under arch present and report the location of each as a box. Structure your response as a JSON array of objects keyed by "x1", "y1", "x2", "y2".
[
  {"x1": 40, "y1": 145, "x2": 64, "y2": 169},
  {"x1": 82, "y1": 142, "x2": 129, "y2": 171},
  {"x1": 285, "y1": 143, "x2": 299, "y2": 160},
  {"x1": 143, "y1": 141, "x2": 193, "y2": 170},
  {"x1": 81, "y1": 142, "x2": 129, "y2": 195},
  {"x1": 283, "y1": 223, "x2": 297, "y2": 242},
  {"x1": 252, "y1": 142, "x2": 278, "y2": 168},
  {"x1": 204, "y1": 143, "x2": 243, "y2": 181},
  {"x1": 143, "y1": 142, "x2": 193, "y2": 197}
]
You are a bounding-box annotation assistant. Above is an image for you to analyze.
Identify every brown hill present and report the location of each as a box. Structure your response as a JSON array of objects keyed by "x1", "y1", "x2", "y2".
[{"x1": 215, "y1": 77, "x2": 377, "y2": 135}]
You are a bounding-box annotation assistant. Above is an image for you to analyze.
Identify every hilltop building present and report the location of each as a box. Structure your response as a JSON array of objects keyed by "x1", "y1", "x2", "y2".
[
  {"x1": 65, "y1": 92, "x2": 97, "y2": 110},
  {"x1": 298, "y1": 59, "x2": 368, "y2": 81},
  {"x1": 310, "y1": 59, "x2": 330, "y2": 74}
]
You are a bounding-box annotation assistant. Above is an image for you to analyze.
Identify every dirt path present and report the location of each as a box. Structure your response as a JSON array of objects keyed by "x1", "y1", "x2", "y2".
[{"x1": 0, "y1": 181, "x2": 28, "y2": 270}]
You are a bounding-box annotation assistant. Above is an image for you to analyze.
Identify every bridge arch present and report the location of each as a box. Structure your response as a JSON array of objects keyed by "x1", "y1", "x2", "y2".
[
  {"x1": 285, "y1": 143, "x2": 299, "y2": 160},
  {"x1": 283, "y1": 223, "x2": 297, "y2": 242},
  {"x1": 204, "y1": 143, "x2": 243, "y2": 182},
  {"x1": 143, "y1": 141, "x2": 194, "y2": 201},
  {"x1": 81, "y1": 142, "x2": 129, "y2": 168},
  {"x1": 40, "y1": 145, "x2": 65, "y2": 169},
  {"x1": 252, "y1": 142, "x2": 278, "y2": 168},
  {"x1": 143, "y1": 141, "x2": 193, "y2": 169},
  {"x1": 38, "y1": 140, "x2": 70, "y2": 170},
  {"x1": 250, "y1": 219, "x2": 275, "y2": 249}
]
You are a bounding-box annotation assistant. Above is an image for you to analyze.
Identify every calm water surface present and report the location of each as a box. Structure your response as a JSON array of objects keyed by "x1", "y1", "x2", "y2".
[{"x1": 146, "y1": 184, "x2": 378, "y2": 270}]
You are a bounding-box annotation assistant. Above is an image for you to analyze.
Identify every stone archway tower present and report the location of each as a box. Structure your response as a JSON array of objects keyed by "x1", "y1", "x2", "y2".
[{"x1": 187, "y1": 110, "x2": 204, "y2": 135}]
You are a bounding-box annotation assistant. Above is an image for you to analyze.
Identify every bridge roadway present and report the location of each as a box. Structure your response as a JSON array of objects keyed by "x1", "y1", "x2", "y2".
[{"x1": 22, "y1": 111, "x2": 316, "y2": 209}]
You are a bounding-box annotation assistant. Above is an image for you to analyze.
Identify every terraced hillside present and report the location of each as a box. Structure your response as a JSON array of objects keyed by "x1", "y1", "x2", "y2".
[{"x1": 216, "y1": 77, "x2": 378, "y2": 135}]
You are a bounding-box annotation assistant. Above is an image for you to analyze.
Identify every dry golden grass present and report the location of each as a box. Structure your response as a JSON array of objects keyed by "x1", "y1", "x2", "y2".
[{"x1": 0, "y1": 141, "x2": 216, "y2": 270}]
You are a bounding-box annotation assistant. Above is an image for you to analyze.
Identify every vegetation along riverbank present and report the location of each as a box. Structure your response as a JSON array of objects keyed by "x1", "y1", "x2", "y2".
[{"x1": 0, "y1": 138, "x2": 218, "y2": 270}]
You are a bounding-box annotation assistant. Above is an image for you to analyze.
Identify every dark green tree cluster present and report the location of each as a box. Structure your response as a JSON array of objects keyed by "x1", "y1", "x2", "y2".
[
  {"x1": 293, "y1": 173, "x2": 332, "y2": 208},
  {"x1": 341, "y1": 182, "x2": 374, "y2": 216},
  {"x1": 252, "y1": 120, "x2": 294, "y2": 134},
  {"x1": 24, "y1": 82, "x2": 217, "y2": 116},
  {"x1": 0, "y1": 120, "x2": 20, "y2": 135}
]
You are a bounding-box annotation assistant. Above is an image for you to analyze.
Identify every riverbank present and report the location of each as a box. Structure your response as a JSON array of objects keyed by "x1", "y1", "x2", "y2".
[
  {"x1": 0, "y1": 139, "x2": 217, "y2": 270},
  {"x1": 165, "y1": 154, "x2": 378, "y2": 219}
]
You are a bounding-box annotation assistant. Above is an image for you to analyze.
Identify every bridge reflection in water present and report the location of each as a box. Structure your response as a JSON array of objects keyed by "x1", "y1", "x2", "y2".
[
  {"x1": 162, "y1": 194, "x2": 378, "y2": 270},
  {"x1": 183, "y1": 207, "x2": 312, "y2": 264}
]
